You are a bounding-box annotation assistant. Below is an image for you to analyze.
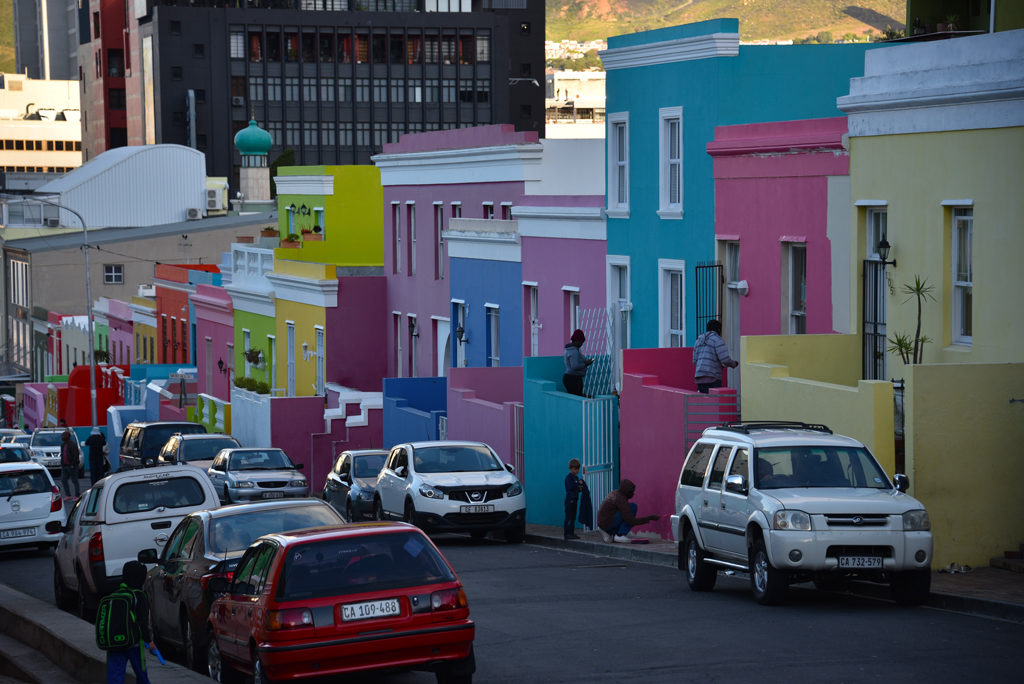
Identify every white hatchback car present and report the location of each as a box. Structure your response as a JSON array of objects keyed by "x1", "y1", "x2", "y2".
[
  {"x1": 375, "y1": 441, "x2": 526, "y2": 543},
  {"x1": 52, "y1": 464, "x2": 220, "y2": 617},
  {"x1": 0, "y1": 462, "x2": 64, "y2": 551}
]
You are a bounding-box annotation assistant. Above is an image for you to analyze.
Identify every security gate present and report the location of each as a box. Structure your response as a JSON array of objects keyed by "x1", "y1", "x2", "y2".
[
  {"x1": 863, "y1": 260, "x2": 887, "y2": 380},
  {"x1": 695, "y1": 262, "x2": 723, "y2": 336}
]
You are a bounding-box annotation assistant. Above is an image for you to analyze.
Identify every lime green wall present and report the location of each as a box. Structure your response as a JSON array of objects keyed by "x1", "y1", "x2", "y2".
[
  {"x1": 849, "y1": 127, "x2": 1024, "y2": 369},
  {"x1": 234, "y1": 310, "x2": 277, "y2": 387},
  {"x1": 906, "y1": 362, "x2": 1024, "y2": 567},
  {"x1": 276, "y1": 165, "x2": 383, "y2": 267},
  {"x1": 741, "y1": 335, "x2": 895, "y2": 473}
]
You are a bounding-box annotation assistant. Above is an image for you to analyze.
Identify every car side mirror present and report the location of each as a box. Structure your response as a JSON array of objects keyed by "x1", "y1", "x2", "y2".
[
  {"x1": 395, "y1": 465, "x2": 407, "y2": 478},
  {"x1": 893, "y1": 473, "x2": 909, "y2": 492},
  {"x1": 725, "y1": 474, "x2": 747, "y2": 495},
  {"x1": 208, "y1": 576, "x2": 230, "y2": 595},
  {"x1": 294, "y1": 462, "x2": 304, "y2": 470},
  {"x1": 138, "y1": 548, "x2": 159, "y2": 564},
  {"x1": 505, "y1": 463, "x2": 516, "y2": 474}
]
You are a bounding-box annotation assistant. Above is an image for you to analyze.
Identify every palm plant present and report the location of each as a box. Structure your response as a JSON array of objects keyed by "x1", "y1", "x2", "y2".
[{"x1": 886, "y1": 275, "x2": 936, "y2": 365}]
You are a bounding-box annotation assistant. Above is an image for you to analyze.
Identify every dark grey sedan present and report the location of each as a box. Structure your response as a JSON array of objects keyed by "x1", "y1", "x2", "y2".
[{"x1": 322, "y1": 449, "x2": 388, "y2": 521}]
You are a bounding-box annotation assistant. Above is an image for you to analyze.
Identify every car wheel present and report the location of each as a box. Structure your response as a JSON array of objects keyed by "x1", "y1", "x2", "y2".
[
  {"x1": 403, "y1": 499, "x2": 416, "y2": 525},
  {"x1": 435, "y1": 645, "x2": 474, "y2": 684},
  {"x1": 76, "y1": 569, "x2": 96, "y2": 622},
  {"x1": 345, "y1": 500, "x2": 354, "y2": 523},
  {"x1": 373, "y1": 497, "x2": 384, "y2": 521},
  {"x1": 53, "y1": 560, "x2": 74, "y2": 610},
  {"x1": 182, "y1": 613, "x2": 206, "y2": 673},
  {"x1": 684, "y1": 530, "x2": 717, "y2": 592},
  {"x1": 504, "y1": 524, "x2": 526, "y2": 545},
  {"x1": 891, "y1": 568, "x2": 931, "y2": 606},
  {"x1": 207, "y1": 629, "x2": 240, "y2": 683},
  {"x1": 253, "y1": 651, "x2": 273, "y2": 684},
  {"x1": 750, "y1": 537, "x2": 787, "y2": 605},
  {"x1": 222, "y1": 484, "x2": 231, "y2": 504}
]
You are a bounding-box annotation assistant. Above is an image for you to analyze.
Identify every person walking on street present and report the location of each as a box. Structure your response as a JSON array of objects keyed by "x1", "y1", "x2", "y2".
[
  {"x1": 596, "y1": 479, "x2": 659, "y2": 543},
  {"x1": 60, "y1": 425, "x2": 81, "y2": 499},
  {"x1": 563, "y1": 329, "x2": 593, "y2": 397},
  {"x1": 104, "y1": 561, "x2": 156, "y2": 684},
  {"x1": 86, "y1": 427, "x2": 108, "y2": 486},
  {"x1": 563, "y1": 458, "x2": 586, "y2": 540},
  {"x1": 693, "y1": 319, "x2": 738, "y2": 394}
]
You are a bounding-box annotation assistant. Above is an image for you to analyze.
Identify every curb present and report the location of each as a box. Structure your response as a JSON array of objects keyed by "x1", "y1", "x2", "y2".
[{"x1": 525, "y1": 533, "x2": 678, "y2": 568}]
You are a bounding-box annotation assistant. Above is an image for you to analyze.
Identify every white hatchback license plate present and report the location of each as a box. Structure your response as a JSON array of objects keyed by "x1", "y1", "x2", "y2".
[
  {"x1": 460, "y1": 505, "x2": 493, "y2": 513},
  {"x1": 0, "y1": 527, "x2": 36, "y2": 540},
  {"x1": 839, "y1": 556, "x2": 882, "y2": 569},
  {"x1": 342, "y1": 598, "x2": 400, "y2": 622},
  {"x1": 261, "y1": 492, "x2": 284, "y2": 499}
]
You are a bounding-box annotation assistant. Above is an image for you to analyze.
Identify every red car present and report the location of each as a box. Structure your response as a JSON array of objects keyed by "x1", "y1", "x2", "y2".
[{"x1": 206, "y1": 522, "x2": 475, "y2": 684}]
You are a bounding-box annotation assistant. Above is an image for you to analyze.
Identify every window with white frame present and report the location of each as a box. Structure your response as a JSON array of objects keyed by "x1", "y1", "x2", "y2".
[
  {"x1": 313, "y1": 207, "x2": 325, "y2": 236},
  {"x1": 607, "y1": 112, "x2": 629, "y2": 216},
  {"x1": 408, "y1": 316, "x2": 418, "y2": 377},
  {"x1": 866, "y1": 208, "x2": 887, "y2": 259},
  {"x1": 451, "y1": 202, "x2": 462, "y2": 219},
  {"x1": 607, "y1": 257, "x2": 630, "y2": 350},
  {"x1": 287, "y1": 205, "x2": 296, "y2": 235},
  {"x1": 104, "y1": 264, "x2": 124, "y2": 284},
  {"x1": 392, "y1": 203, "x2": 402, "y2": 274},
  {"x1": 952, "y1": 207, "x2": 972, "y2": 345},
  {"x1": 286, "y1": 323, "x2": 295, "y2": 396},
  {"x1": 315, "y1": 327, "x2": 325, "y2": 395},
  {"x1": 393, "y1": 313, "x2": 403, "y2": 376},
  {"x1": 407, "y1": 202, "x2": 416, "y2": 275},
  {"x1": 525, "y1": 284, "x2": 539, "y2": 357},
  {"x1": 658, "y1": 107, "x2": 683, "y2": 218},
  {"x1": 243, "y1": 329, "x2": 252, "y2": 377},
  {"x1": 658, "y1": 259, "x2": 685, "y2": 347},
  {"x1": 266, "y1": 335, "x2": 276, "y2": 390},
  {"x1": 564, "y1": 287, "x2": 580, "y2": 336},
  {"x1": 482, "y1": 202, "x2": 494, "y2": 219},
  {"x1": 434, "y1": 202, "x2": 445, "y2": 280},
  {"x1": 787, "y1": 243, "x2": 807, "y2": 334},
  {"x1": 486, "y1": 305, "x2": 500, "y2": 367},
  {"x1": 501, "y1": 202, "x2": 512, "y2": 220},
  {"x1": 452, "y1": 301, "x2": 466, "y2": 368}
]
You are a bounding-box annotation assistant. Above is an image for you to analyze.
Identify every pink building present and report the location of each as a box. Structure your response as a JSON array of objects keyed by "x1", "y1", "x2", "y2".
[
  {"x1": 708, "y1": 117, "x2": 851, "y2": 343},
  {"x1": 107, "y1": 299, "x2": 134, "y2": 367},
  {"x1": 193, "y1": 284, "x2": 234, "y2": 401}
]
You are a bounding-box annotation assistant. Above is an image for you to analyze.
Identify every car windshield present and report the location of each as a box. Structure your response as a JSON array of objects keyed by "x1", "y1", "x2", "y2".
[
  {"x1": 754, "y1": 446, "x2": 892, "y2": 490},
  {"x1": 31, "y1": 431, "x2": 63, "y2": 447},
  {"x1": 10, "y1": 436, "x2": 30, "y2": 445},
  {"x1": 353, "y1": 453, "x2": 386, "y2": 479},
  {"x1": 277, "y1": 531, "x2": 456, "y2": 601},
  {"x1": 181, "y1": 438, "x2": 239, "y2": 462},
  {"x1": 0, "y1": 470, "x2": 50, "y2": 497},
  {"x1": 112, "y1": 477, "x2": 206, "y2": 513},
  {"x1": 141, "y1": 425, "x2": 206, "y2": 459},
  {"x1": 208, "y1": 505, "x2": 342, "y2": 554},
  {"x1": 229, "y1": 450, "x2": 293, "y2": 471},
  {"x1": 413, "y1": 445, "x2": 501, "y2": 474},
  {"x1": 0, "y1": 447, "x2": 32, "y2": 463}
]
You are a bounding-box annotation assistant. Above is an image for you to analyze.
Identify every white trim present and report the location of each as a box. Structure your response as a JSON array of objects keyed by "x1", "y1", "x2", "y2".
[
  {"x1": 515, "y1": 204, "x2": 606, "y2": 240},
  {"x1": 391, "y1": 310, "x2": 402, "y2": 315},
  {"x1": 561, "y1": 285, "x2": 580, "y2": 292},
  {"x1": 941, "y1": 199, "x2": 974, "y2": 207},
  {"x1": 433, "y1": 201, "x2": 443, "y2": 205},
  {"x1": 313, "y1": 324, "x2": 325, "y2": 331},
  {"x1": 521, "y1": 280, "x2": 539, "y2": 287},
  {"x1": 273, "y1": 175, "x2": 335, "y2": 196},
  {"x1": 405, "y1": 200, "x2": 416, "y2": 205},
  {"x1": 854, "y1": 199, "x2": 888, "y2": 207},
  {"x1": 607, "y1": 111, "x2": 630, "y2": 217},
  {"x1": 658, "y1": 106, "x2": 684, "y2": 220},
  {"x1": 430, "y1": 315, "x2": 450, "y2": 322},
  {"x1": 267, "y1": 272, "x2": 339, "y2": 308},
  {"x1": 658, "y1": 258, "x2": 686, "y2": 348},
  {"x1": 450, "y1": 298, "x2": 465, "y2": 305},
  {"x1": 481, "y1": 201, "x2": 494, "y2": 206},
  {"x1": 223, "y1": 286, "x2": 276, "y2": 318},
  {"x1": 373, "y1": 144, "x2": 545, "y2": 186},
  {"x1": 600, "y1": 32, "x2": 740, "y2": 70},
  {"x1": 484, "y1": 302, "x2": 499, "y2": 309},
  {"x1": 450, "y1": 201, "x2": 462, "y2": 206}
]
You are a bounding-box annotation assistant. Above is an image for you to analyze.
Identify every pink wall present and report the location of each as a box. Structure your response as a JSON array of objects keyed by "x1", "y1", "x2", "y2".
[
  {"x1": 619, "y1": 348, "x2": 738, "y2": 539},
  {"x1": 446, "y1": 366, "x2": 524, "y2": 465},
  {"x1": 107, "y1": 299, "x2": 134, "y2": 366},
  {"x1": 382, "y1": 124, "x2": 538, "y2": 154},
  {"x1": 192, "y1": 284, "x2": 234, "y2": 400},
  {"x1": 326, "y1": 275, "x2": 387, "y2": 391},
  {"x1": 709, "y1": 117, "x2": 848, "y2": 336},
  {"x1": 521, "y1": 234, "x2": 607, "y2": 356}
]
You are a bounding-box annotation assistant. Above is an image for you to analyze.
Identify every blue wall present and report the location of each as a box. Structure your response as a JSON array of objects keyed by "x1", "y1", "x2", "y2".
[
  {"x1": 605, "y1": 18, "x2": 876, "y2": 348},
  {"x1": 449, "y1": 257, "x2": 523, "y2": 369},
  {"x1": 382, "y1": 376, "x2": 447, "y2": 447}
]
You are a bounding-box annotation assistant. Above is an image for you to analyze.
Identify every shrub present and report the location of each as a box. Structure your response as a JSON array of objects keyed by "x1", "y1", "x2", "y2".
[{"x1": 233, "y1": 376, "x2": 271, "y2": 394}]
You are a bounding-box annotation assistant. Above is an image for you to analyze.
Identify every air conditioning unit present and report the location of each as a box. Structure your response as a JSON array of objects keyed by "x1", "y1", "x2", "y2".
[
  {"x1": 231, "y1": 96, "x2": 244, "y2": 106},
  {"x1": 206, "y1": 188, "x2": 223, "y2": 210},
  {"x1": 186, "y1": 207, "x2": 202, "y2": 220},
  {"x1": 45, "y1": 218, "x2": 60, "y2": 228}
]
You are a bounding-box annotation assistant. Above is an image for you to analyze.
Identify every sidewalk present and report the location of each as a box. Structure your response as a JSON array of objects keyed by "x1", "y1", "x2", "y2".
[{"x1": 525, "y1": 523, "x2": 1024, "y2": 623}]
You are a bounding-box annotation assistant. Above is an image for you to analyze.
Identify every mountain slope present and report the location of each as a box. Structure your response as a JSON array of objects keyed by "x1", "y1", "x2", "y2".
[{"x1": 1, "y1": 0, "x2": 14, "y2": 73}]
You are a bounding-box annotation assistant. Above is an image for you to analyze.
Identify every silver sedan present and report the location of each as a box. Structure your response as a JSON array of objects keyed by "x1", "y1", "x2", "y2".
[{"x1": 207, "y1": 448, "x2": 309, "y2": 504}]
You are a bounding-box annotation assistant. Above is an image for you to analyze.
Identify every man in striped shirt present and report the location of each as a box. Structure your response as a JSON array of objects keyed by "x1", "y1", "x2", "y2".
[{"x1": 692, "y1": 319, "x2": 738, "y2": 393}]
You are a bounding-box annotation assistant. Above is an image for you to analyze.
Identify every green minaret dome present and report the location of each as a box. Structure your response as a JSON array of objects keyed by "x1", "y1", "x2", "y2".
[{"x1": 234, "y1": 119, "x2": 273, "y2": 156}]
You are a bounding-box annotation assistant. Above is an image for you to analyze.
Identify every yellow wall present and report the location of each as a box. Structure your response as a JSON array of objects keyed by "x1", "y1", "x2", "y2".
[
  {"x1": 741, "y1": 335, "x2": 895, "y2": 473},
  {"x1": 850, "y1": 127, "x2": 1024, "y2": 370},
  {"x1": 906, "y1": 362, "x2": 1024, "y2": 567},
  {"x1": 275, "y1": 296, "x2": 326, "y2": 397},
  {"x1": 130, "y1": 297, "x2": 157, "y2": 363}
]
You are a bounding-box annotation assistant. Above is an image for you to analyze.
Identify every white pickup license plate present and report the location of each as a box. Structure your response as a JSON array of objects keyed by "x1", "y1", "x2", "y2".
[
  {"x1": 0, "y1": 527, "x2": 36, "y2": 540},
  {"x1": 460, "y1": 505, "x2": 493, "y2": 514},
  {"x1": 341, "y1": 598, "x2": 400, "y2": 622},
  {"x1": 839, "y1": 556, "x2": 882, "y2": 569},
  {"x1": 261, "y1": 492, "x2": 284, "y2": 499}
]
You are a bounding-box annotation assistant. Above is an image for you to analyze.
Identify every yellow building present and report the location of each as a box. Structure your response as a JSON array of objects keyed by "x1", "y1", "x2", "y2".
[
  {"x1": 743, "y1": 30, "x2": 1024, "y2": 567},
  {"x1": 129, "y1": 296, "x2": 158, "y2": 364}
]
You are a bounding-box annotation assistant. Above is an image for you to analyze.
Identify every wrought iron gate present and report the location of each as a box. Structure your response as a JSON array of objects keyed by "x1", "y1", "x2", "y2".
[
  {"x1": 695, "y1": 262, "x2": 723, "y2": 337},
  {"x1": 862, "y1": 260, "x2": 887, "y2": 380}
]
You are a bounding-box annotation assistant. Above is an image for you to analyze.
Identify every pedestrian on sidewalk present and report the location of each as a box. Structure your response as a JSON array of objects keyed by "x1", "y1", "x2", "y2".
[
  {"x1": 59, "y1": 424, "x2": 81, "y2": 499},
  {"x1": 85, "y1": 427, "x2": 108, "y2": 486},
  {"x1": 597, "y1": 479, "x2": 658, "y2": 543},
  {"x1": 563, "y1": 458, "x2": 591, "y2": 540},
  {"x1": 563, "y1": 329, "x2": 593, "y2": 397},
  {"x1": 693, "y1": 319, "x2": 738, "y2": 394},
  {"x1": 103, "y1": 561, "x2": 156, "y2": 684}
]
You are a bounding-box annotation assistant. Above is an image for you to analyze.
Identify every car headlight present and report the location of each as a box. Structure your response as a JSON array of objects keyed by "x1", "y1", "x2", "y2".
[
  {"x1": 773, "y1": 510, "x2": 811, "y2": 531},
  {"x1": 418, "y1": 484, "x2": 444, "y2": 499},
  {"x1": 903, "y1": 509, "x2": 931, "y2": 531},
  {"x1": 358, "y1": 490, "x2": 374, "y2": 500},
  {"x1": 505, "y1": 481, "x2": 523, "y2": 497},
  {"x1": 234, "y1": 480, "x2": 255, "y2": 488},
  {"x1": 290, "y1": 478, "x2": 307, "y2": 487}
]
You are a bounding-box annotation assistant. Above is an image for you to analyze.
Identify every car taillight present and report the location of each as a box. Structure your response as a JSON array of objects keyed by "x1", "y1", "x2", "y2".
[
  {"x1": 200, "y1": 571, "x2": 233, "y2": 593},
  {"x1": 88, "y1": 532, "x2": 104, "y2": 562},
  {"x1": 431, "y1": 588, "x2": 468, "y2": 612},
  {"x1": 266, "y1": 608, "x2": 313, "y2": 630},
  {"x1": 50, "y1": 486, "x2": 62, "y2": 513}
]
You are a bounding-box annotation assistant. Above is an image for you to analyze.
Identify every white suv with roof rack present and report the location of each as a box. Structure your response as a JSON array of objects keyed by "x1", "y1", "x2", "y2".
[{"x1": 672, "y1": 421, "x2": 933, "y2": 606}]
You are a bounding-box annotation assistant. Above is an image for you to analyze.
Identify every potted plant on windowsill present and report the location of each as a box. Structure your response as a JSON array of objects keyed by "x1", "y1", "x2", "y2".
[
  {"x1": 281, "y1": 233, "x2": 302, "y2": 248},
  {"x1": 260, "y1": 226, "x2": 279, "y2": 237}
]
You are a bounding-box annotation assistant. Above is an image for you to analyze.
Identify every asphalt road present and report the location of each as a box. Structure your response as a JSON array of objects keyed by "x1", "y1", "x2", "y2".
[{"x1": 2, "y1": 538, "x2": 1022, "y2": 683}]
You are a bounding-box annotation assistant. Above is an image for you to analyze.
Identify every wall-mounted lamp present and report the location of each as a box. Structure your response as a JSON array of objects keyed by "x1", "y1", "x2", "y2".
[
  {"x1": 301, "y1": 342, "x2": 315, "y2": 362},
  {"x1": 299, "y1": 204, "x2": 310, "y2": 216},
  {"x1": 409, "y1": 318, "x2": 419, "y2": 337},
  {"x1": 216, "y1": 358, "x2": 230, "y2": 375},
  {"x1": 454, "y1": 325, "x2": 467, "y2": 344},
  {"x1": 877, "y1": 239, "x2": 897, "y2": 267},
  {"x1": 287, "y1": 203, "x2": 297, "y2": 213},
  {"x1": 728, "y1": 279, "x2": 750, "y2": 297}
]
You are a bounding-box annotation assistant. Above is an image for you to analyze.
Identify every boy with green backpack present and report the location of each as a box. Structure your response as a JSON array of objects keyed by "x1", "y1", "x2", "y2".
[{"x1": 95, "y1": 561, "x2": 156, "y2": 684}]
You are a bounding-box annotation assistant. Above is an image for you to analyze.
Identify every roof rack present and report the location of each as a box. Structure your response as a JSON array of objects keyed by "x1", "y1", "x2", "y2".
[{"x1": 716, "y1": 421, "x2": 833, "y2": 435}]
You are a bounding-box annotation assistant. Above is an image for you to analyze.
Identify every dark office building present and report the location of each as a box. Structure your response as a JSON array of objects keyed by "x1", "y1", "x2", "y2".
[{"x1": 80, "y1": 1, "x2": 545, "y2": 187}]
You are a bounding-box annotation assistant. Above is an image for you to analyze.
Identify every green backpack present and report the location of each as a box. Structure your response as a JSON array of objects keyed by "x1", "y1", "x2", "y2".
[{"x1": 95, "y1": 584, "x2": 142, "y2": 651}]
